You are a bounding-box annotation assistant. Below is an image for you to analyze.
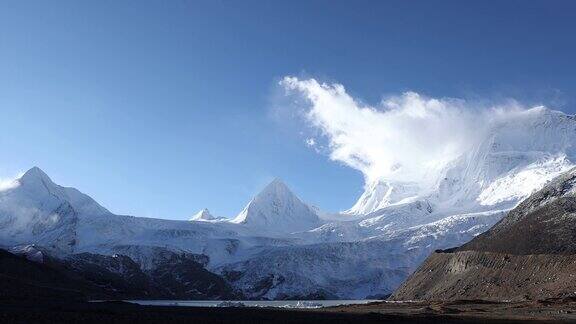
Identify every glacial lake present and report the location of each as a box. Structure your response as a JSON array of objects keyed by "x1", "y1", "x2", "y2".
[{"x1": 124, "y1": 299, "x2": 381, "y2": 309}]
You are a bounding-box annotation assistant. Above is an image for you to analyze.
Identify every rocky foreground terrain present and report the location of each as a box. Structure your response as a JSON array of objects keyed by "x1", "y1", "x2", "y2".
[
  {"x1": 0, "y1": 246, "x2": 238, "y2": 301},
  {"x1": 392, "y1": 167, "x2": 576, "y2": 302},
  {"x1": 3, "y1": 298, "x2": 576, "y2": 323}
]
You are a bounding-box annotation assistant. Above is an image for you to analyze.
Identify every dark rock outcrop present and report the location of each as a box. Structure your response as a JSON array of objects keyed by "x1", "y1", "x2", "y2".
[
  {"x1": 0, "y1": 248, "x2": 97, "y2": 301},
  {"x1": 3, "y1": 247, "x2": 240, "y2": 300}
]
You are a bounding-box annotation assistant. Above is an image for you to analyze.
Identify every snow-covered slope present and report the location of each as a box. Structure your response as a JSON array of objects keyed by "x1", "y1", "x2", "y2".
[
  {"x1": 0, "y1": 107, "x2": 575, "y2": 299},
  {"x1": 347, "y1": 107, "x2": 576, "y2": 218},
  {"x1": 0, "y1": 167, "x2": 86, "y2": 253},
  {"x1": 222, "y1": 209, "x2": 505, "y2": 299},
  {"x1": 231, "y1": 179, "x2": 322, "y2": 234},
  {"x1": 0, "y1": 168, "x2": 249, "y2": 265},
  {"x1": 344, "y1": 181, "x2": 420, "y2": 215},
  {"x1": 432, "y1": 108, "x2": 575, "y2": 210},
  {"x1": 190, "y1": 209, "x2": 224, "y2": 222}
]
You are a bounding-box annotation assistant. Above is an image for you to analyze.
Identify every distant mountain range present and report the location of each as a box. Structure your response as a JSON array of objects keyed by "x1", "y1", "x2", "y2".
[{"x1": 1, "y1": 106, "x2": 575, "y2": 299}]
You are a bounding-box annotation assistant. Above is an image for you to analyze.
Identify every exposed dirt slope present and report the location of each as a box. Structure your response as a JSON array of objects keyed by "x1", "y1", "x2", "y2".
[
  {"x1": 391, "y1": 167, "x2": 576, "y2": 301},
  {"x1": 391, "y1": 251, "x2": 576, "y2": 301}
]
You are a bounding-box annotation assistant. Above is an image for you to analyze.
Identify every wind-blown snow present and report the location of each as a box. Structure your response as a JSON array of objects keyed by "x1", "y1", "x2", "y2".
[
  {"x1": 0, "y1": 174, "x2": 21, "y2": 192},
  {"x1": 280, "y1": 77, "x2": 485, "y2": 185},
  {"x1": 280, "y1": 77, "x2": 576, "y2": 214}
]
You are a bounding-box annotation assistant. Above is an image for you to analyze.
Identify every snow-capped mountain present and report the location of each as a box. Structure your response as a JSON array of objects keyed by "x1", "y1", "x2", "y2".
[
  {"x1": 0, "y1": 166, "x2": 103, "y2": 253},
  {"x1": 190, "y1": 209, "x2": 224, "y2": 222},
  {"x1": 231, "y1": 179, "x2": 322, "y2": 234},
  {"x1": 0, "y1": 107, "x2": 575, "y2": 300},
  {"x1": 348, "y1": 107, "x2": 576, "y2": 220},
  {"x1": 344, "y1": 180, "x2": 420, "y2": 215}
]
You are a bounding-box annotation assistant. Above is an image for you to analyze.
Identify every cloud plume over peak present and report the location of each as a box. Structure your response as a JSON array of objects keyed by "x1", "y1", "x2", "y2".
[
  {"x1": 280, "y1": 76, "x2": 538, "y2": 188},
  {"x1": 0, "y1": 171, "x2": 23, "y2": 192}
]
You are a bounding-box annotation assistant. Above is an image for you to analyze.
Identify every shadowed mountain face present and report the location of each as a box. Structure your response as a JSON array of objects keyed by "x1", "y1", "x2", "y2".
[
  {"x1": 0, "y1": 248, "x2": 95, "y2": 301},
  {"x1": 391, "y1": 167, "x2": 576, "y2": 301},
  {"x1": 1, "y1": 246, "x2": 239, "y2": 300}
]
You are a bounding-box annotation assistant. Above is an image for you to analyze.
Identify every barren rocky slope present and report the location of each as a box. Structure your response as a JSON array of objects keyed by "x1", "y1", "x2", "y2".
[{"x1": 392, "y1": 167, "x2": 576, "y2": 301}]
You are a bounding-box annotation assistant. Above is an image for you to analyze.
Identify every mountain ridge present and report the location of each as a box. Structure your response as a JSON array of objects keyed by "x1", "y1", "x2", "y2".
[
  {"x1": 190, "y1": 209, "x2": 223, "y2": 222},
  {"x1": 230, "y1": 178, "x2": 322, "y2": 234},
  {"x1": 1, "y1": 107, "x2": 576, "y2": 299}
]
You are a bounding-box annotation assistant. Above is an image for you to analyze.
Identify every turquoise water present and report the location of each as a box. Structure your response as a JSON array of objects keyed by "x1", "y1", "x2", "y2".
[{"x1": 125, "y1": 299, "x2": 381, "y2": 308}]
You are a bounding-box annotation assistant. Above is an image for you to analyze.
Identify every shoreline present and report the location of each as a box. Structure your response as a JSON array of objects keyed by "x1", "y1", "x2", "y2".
[{"x1": 2, "y1": 299, "x2": 574, "y2": 323}]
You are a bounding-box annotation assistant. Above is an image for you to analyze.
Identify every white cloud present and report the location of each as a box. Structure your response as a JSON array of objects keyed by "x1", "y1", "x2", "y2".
[
  {"x1": 0, "y1": 171, "x2": 23, "y2": 191},
  {"x1": 280, "y1": 76, "x2": 534, "y2": 188},
  {"x1": 305, "y1": 138, "x2": 316, "y2": 147}
]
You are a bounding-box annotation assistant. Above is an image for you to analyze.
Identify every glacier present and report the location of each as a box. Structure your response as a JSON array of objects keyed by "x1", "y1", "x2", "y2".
[{"x1": 0, "y1": 107, "x2": 575, "y2": 299}]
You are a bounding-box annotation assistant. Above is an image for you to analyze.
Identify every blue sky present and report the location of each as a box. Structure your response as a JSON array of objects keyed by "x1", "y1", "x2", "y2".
[{"x1": 1, "y1": 1, "x2": 575, "y2": 219}]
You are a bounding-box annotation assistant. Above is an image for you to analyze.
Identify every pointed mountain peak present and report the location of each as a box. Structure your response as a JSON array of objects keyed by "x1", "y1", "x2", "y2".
[
  {"x1": 262, "y1": 178, "x2": 290, "y2": 192},
  {"x1": 19, "y1": 167, "x2": 54, "y2": 186},
  {"x1": 14, "y1": 167, "x2": 112, "y2": 217},
  {"x1": 190, "y1": 208, "x2": 219, "y2": 222},
  {"x1": 269, "y1": 178, "x2": 286, "y2": 186},
  {"x1": 22, "y1": 166, "x2": 48, "y2": 177},
  {"x1": 231, "y1": 179, "x2": 321, "y2": 233},
  {"x1": 258, "y1": 178, "x2": 291, "y2": 196}
]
